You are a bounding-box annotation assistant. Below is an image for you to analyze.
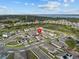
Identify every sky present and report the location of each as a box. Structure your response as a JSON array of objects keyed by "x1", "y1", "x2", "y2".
[{"x1": 0, "y1": 0, "x2": 79, "y2": 14}]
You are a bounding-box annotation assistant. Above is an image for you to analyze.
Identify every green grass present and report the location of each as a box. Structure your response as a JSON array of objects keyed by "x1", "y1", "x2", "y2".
[
  {"x1": 27, "y1": 38, "x2": 36, "y2": 44},
  {"x1": 7, "y1": 53, "x2": 14, "y2": 59},
  {"x1": 45, "y1": 38, "x2": 52, "y2": 43},
  {"x1": 27, "y1": 50, "x2": 38, "y2": 59},
  {"x1": 76, "y1": 46, "x2": 79, "y2": 52},
  {"x1": 6, "y1": 41, "x2": 18, "y2": 45},
  {"x1": 53, "y1": 55, "x2": 59, "y2": 59},
  {"x1": 42, "y1": 24, "x2": 79, "y2": 38},
  {"x1": 65, "y1": 39, "x2": 76, "y2": 49},
  {"x1": 5, "y1": 44, "x2": 25, "y2": 48},
  {"x1": 39, "y1": 46, "x2": 48, "y2": 54}
]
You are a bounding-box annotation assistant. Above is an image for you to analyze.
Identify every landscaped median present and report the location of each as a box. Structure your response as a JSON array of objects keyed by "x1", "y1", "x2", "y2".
[{"x1": 5, "y1": 41, "x2": 25, "y2": 48}]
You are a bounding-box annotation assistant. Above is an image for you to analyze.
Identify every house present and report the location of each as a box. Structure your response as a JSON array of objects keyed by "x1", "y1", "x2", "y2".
[
  {"x1": 2, "y1": 32, "x2": 15, "y2": 38},
  {"x1": 2, "y1": 33, "x2": 9, "y2": 38}
]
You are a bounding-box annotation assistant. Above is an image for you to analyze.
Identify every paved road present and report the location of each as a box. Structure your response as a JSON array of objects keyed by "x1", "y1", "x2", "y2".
[
  {"x1": 41, "y1": 43, "x2": 57, "y2": 52},
  {"x1": 3, "y1": 34, "x2": 17, "y2": 44},
  {"x1": 14, "y1": 52, "x2": 27, "y2": 59},
  {"x1": 31, "y1": 46, "x2": 50, "y2": 59},
  {"x1": 14, "y1": 52, "x2": 23, "y2": 59},
  {"x1": 7, "y1": 40, "x2": 45, "y2": 53}
]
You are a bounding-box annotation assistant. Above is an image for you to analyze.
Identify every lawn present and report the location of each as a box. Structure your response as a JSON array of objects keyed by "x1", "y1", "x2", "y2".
[
  {"x1": 26, "y1": 50, "x2": 38, "y2": 59},
  {"x1": 65, "y1": 39, "x2": 76, "y2": 49},
  {"x1": 76, "y1": 46, "x2": 79, "y2": 52},
  {"x1": 6, "y1": 41, "x2": 18, "y2": 45},
  {"x1": 7, "y1": 53, "x2": 14, "y2": 59},
  {"x1": 5, "y1": 41, "x2": 25, "y2": 49}
]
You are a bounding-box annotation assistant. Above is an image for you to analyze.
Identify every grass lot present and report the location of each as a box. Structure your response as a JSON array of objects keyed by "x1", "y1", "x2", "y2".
[
  {"x1": 28, "y1": 38, "x2": 36, "y2": 44},
  {"x1": 65, "y1": 39, "x2": 76, "y2": 49},
  {"x1": 43, "y1": 24, "x2": 79, "y2": 36},
  {"x1": 76, "y1": 46, "x2": 79, "y2": 52},
  {"x1": 45, "y1": 38, "x2": 52, "y2": 43},
  {"x1": 6, "y1": 41, "x2": 18, "y2": 45},
  {"x1": 5, "y1": 44, "x2": 24, "y2": 48},
  {"x1": 26, "y1": 50, "x2": 38, "y2": 59},
  {"x1": 7, "y1": 53, "x2": 14, "y2": 59}
]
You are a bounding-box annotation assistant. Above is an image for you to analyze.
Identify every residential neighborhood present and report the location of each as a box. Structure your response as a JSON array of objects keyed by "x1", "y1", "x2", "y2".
[{"x1": 0, "y1": 15, "x2": 79, "y2": 59}]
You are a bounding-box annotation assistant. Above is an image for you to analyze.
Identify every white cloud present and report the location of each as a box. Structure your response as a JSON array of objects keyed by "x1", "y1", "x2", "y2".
[
  {"x1": 64, "y1": 0, "x2": 75, "y2": 3},
  {"x1": 38, "y1": 1, "x2": 61, "y2": 10},
  {"x1": 24, "y1": 3, "x2": 35, "y2": 6},
  {"x1": 0, "y1": 5, "x2": 17, "y2": 15},
  {"x1": 63, "y1": 0, "x2": 75, "y2": 7},
  {"x1": 0, "y1": 6, "x2": 7, "y2": 9},
  {"x1": 63, "y1": 9, "x2": 79, "y2": 14},
  {"x1": 24, "y1": 3, "x2": 28, "y2": 6},
  {"x1": 64, "y1": 0, "x2": 68, "y2": 3},
  {"x1": 41, "y1": 0, "x2": 61, "y2": 1},
  {"x1": 0, "y1": 6, "x2": 8, "y2": 13},
  {"x1": 64, "y1": 3, "x2": 69, "y2": 7},
  {"x1": 71, "y1": 0, "x2": 75, "y2": 2},
  {"x1": 41, "y1": 0, "x2": 46, "y2": 1},
  {"x1": 13, "y1": 1, "x2": 21, "y2": 4},
  {"x1": 31, "y1": 3, "x2": 35, "y2": 6}
]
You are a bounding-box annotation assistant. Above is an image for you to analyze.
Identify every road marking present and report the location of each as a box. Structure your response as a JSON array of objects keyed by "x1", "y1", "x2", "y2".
[
  {"x1": 8, "y1": 51, "x2": 14, "y2": 53},
  {"x1": 19, "y1": 50, "x2": 25, "y2": 52}
]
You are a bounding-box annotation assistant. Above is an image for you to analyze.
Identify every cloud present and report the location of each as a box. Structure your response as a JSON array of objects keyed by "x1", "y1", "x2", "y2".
[
  {"x1": 24, "y1": 2, "x2": 35, "y2": 6},
  {"x1": 24, "y1": 3, "x2": 28, "y2": 6},
  {"x1": 0, "y1": 6, "x2": 8, "y2": 13},
  {"x1": 0, "y1": 5, "x2": 17, "y2": 14},
  {"x1": 63, "y1": 0, "x2": 75, "y2": 7},
  {"x1": 41, "y1": 0, "x2": 61, "y2": 1},
  {"x1": 71, "y1": 0, "x2": 75, "y2": 2},
  {"x1": 0, "y1": 5, "x2": 7, "y2": 9},
  {"x1": 64, "y1": 3, "x2": 69, "y2": 7},
  {"x1": 13, "y1": 1, "x2": 21, "y2": 4},
  {"x1": 31, "y1": 3, "x2": 35, "y2": 6},
  {"x1": 38, "y1": 1, "x2": 61, "y2": 10},
  {"x1": 41, "y1": 0, "x2": 48, "y2": 1},
  {"x1": 63, "y1": 9, "x2": 79, "y2": 14},
  {"x1": 64, "y1": 0, "x2": 75, "y2": 3},
  {"x1": 64, "y1": 0, "x2": 68, "y2": 3}
]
